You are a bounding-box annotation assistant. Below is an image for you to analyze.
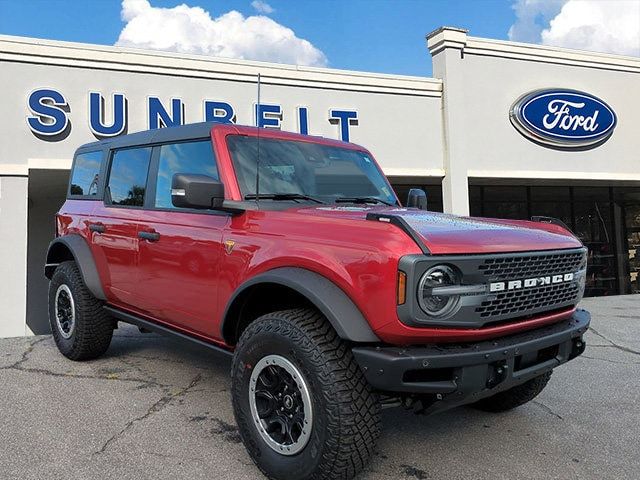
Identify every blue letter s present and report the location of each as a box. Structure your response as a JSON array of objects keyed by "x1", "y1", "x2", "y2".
[{"x1": 27, "y1": 89, "x2": 69, "y2": 137}]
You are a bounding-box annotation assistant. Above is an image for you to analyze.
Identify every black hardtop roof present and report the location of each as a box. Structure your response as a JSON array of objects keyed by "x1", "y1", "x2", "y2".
[
  {"x1": 77, "y1": 122, "x2": 221, "y2": 151},
  {"x1": 76, "y1": 122, "x2": 361, "y2": 153}
]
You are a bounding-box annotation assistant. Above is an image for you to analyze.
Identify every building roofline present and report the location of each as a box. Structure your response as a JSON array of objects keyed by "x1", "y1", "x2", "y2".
[
  {"x1": 427, "y1": 26, "x2": 640, "y2": 74},
  {"x1": 426, "y1": 26, "x2": 468, "y2": 39},
  {"x1": 0, "y1": 34, "x2": 442, "y2": 97}
]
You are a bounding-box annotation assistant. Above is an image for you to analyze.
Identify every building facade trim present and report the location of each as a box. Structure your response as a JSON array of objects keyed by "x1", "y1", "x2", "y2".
[
  {"x1": 0, "y1": 164, "x2": 29, "y2": 176},
  {"x1": 383, "y1": 168, "x2": 445, "y2": 177},
  {"x1": 28, "y1": 159, "x2": 73, "y2": 170},
  {"x1": 0, "y1": 35, "x2": 443, "y2": 97},
  {"x1": 428, "y1": 28, "x2": 640, "y2": 75},
  {"x1": 468, "y1": 170, "x2": 640, "y2": 181},
  {"x1": 465, "y1": 37, "x2": 640, "y2": 74}
]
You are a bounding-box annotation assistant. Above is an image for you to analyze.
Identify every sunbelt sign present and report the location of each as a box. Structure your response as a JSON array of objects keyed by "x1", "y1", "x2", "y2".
[{"x1": 26, "y1": 88, "x2": 359, "y2": 142}]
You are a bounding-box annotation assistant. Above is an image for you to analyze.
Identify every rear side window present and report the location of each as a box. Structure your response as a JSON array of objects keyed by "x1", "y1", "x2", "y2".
[
  {"x1": 106, "y1": 147, "x2": 152, "y2": 207},
  {"x1": 155, "y1": 140, "x2": 218, "y2": 209},
  {"x1": 69, "y1": 151, "x2": 102, "y2": 196}
]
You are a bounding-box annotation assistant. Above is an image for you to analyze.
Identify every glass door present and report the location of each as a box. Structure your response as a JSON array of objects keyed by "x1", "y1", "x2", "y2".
[
  {"x1": 572, "y1": 187, "x2": 617, "y2": 297},
  {"x1": 614, "y1": 189, "x2": 640, "y2": 294}
]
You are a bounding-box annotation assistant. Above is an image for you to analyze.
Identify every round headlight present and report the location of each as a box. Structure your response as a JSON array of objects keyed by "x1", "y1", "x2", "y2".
[{"x1": 418, "y1": 265, "x2": 460, "y2": 317}]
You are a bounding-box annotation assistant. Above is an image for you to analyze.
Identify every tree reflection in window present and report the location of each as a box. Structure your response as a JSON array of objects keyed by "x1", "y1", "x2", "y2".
[{"x1": 107, "y1": 147, "x2": 151, "y2": 207}]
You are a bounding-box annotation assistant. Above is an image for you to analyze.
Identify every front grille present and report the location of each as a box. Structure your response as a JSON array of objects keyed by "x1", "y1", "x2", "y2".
[
  {"x1": 476, "y1": 282, "x2": 580, "y2": 318},
  {"x1": 397, "y1": 247, "x2": 587, "y2": 329},
  {"x1": 478, "y1": 252, "x2": 585, "y2": 280}
]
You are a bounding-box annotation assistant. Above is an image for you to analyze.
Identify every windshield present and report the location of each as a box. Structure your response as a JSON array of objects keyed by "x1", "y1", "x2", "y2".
[{"x1": 227, "y1": 135, "x2": 397, "y2": 205}]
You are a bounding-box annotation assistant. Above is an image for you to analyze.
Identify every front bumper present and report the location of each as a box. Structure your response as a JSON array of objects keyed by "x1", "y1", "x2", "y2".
[{"x1": 352, "y1": 309, "x2": 590, "y2": 414}]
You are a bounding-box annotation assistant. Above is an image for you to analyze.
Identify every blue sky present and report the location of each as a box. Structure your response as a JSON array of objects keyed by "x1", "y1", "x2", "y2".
[{"x1": 0, "y1": 1, "x2": 637, "y2": 77}]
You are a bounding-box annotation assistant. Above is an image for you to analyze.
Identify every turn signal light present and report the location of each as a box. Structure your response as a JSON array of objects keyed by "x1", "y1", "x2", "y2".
[{"x1": 397, "y1": 271, "x2": 407, "y2": 305}]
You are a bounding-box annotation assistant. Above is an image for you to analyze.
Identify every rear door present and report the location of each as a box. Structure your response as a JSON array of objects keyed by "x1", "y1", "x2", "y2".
[
  {"x1": 134, "y1": 139, "x2": 229, "y2": 337},
  {"x1": 90, "y1": 146, "x2": 153, "y2": 307}
]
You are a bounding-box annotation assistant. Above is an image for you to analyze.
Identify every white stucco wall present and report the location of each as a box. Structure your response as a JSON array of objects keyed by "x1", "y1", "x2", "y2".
[{"x1": 0, "y1": 176, "x2": 28, "y2": 337}]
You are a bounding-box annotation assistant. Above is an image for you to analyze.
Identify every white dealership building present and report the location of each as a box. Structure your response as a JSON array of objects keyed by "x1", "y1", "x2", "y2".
[{"x1": 0, "y1": 27, "x2": 639, "y2": 337}]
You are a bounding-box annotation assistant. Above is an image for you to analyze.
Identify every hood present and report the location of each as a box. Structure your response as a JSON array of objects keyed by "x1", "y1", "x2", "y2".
[{"x1": 292, "y1": 206, "x2": 582, "y2": 255}]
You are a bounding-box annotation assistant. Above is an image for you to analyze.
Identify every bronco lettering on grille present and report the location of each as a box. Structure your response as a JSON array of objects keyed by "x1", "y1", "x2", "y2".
[{"x1": 489, "y1": 273, "x2": 575, "y2": 293}]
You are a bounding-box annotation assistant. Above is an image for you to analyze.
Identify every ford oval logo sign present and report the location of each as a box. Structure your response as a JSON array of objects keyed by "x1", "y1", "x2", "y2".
[{"x1": 510, "y1": 89, "x2": 617, "y2": 148}]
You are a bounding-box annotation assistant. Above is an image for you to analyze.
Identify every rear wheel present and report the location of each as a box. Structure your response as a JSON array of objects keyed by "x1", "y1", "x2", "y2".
[
  {"x1": 472, "y1": 371, "x2": 552, "y2": 412},
  {"x1": 48, "y1": 261, "x2": 115, "y2": 360},
  {"x1": 231, "y1": 308, "x2": 381, "y2": 480}
]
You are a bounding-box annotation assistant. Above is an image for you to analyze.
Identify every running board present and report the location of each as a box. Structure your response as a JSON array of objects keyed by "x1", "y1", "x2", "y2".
[{"x1": 104, "y1": 305, "x2": 233, "y2": 357}]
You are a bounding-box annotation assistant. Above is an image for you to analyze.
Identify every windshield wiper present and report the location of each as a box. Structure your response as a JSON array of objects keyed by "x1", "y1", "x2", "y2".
[
  {"x1": 244, "y1": 193, "x2": 325, "y2": 204},
  {"x1": 334, "y1": 196, "x2": 396, "y2": 206}
]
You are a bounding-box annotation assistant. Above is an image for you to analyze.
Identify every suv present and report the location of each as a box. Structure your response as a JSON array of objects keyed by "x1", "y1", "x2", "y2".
[{"x1": 46, "y1": 123, "x2": 590, "y2": 480}]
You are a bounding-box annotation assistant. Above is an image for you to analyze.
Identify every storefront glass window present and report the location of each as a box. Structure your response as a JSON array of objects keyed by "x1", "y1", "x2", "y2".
[
  {"x1": 573, "y1": 199, "x2": 616, "y2": 296},
  {"x1": 614, "y1": 188, "x2": 640, "y2": 295}
]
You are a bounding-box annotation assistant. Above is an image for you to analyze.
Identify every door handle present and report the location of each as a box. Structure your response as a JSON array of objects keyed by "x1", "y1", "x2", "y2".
[
  {"x1": 138, "y1": 230, "x2": 160, "y2": 242},
  {"x1": 89, "y1": 223, "x2": 106, "y2": 233}
]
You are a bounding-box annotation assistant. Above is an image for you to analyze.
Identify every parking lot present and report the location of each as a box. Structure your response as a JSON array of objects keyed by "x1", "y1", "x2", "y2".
[{"x1": 1, "y1": 295, "x2": 638, "y2": 480}]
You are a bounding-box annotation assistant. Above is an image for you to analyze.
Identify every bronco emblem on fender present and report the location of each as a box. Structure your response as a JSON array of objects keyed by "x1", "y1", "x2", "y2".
[{"x1": 224, "y1": 240, "x2": 236, "y2": 254}]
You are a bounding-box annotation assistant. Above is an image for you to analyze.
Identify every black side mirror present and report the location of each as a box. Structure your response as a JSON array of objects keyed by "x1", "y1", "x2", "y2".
[
  {"x1": 171, "y1": 174, "x2": 225, "y2": 209},
  {"x1": 407, "y1": 188, "x2": 427, "y2": 210}
]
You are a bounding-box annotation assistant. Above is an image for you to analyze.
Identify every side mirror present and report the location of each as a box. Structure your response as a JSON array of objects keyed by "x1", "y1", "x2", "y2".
[
  {"x1": 407, "y1": 188, "x2": 427, "y2": 210},
  {"x1": 171, "y1": 174, "x2": 224, "y2": 209}
]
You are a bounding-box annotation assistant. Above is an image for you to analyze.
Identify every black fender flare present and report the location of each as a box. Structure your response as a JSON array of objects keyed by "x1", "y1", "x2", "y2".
[
  {"x1": 45, "y1": 234, "x2": 107, "y2": 301},
  {"x1": 221, "y1": 267, "x2": 380, "y2": 344}
]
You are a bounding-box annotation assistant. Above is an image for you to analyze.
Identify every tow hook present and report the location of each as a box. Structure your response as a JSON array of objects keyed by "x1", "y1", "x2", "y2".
[
  {"x1": 570, "y1": 337, "x2": 587, "y2": 359},
  {"x1": 487, "y1": 361, "x2": 509, "y2": 388}
]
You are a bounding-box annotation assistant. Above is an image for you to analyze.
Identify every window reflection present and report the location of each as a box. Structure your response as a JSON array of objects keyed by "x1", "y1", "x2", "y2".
[{"x1": 155, "y1": 140, "x2": 218, "y2": 209}]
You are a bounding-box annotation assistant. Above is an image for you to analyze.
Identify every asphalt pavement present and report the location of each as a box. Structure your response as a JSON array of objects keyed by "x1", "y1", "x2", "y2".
[{"x1": 1, "y1": 295, "x2": 638, "y2": 480}]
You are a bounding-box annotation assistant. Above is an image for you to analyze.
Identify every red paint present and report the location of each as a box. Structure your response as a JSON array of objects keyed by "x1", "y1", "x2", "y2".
[{"x1": 56, "y1": 125, "x2": 584, "y2": 347}]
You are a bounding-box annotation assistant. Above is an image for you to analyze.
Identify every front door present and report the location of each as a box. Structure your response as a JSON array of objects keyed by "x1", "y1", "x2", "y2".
[
  {"x1": 134, "y1": 140, "x2": 229, "y2": 338},
  {"x1": 90, "y1": 146, "x2": 153, "y2": 307}
]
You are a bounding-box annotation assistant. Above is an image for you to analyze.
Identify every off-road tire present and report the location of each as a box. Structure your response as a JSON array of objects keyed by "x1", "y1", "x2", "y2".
[
  {"x1": 472, "y1": 371, "x2": 552, "y2": 412},
  {"x1": 48, "y1": 261, "x2": 114, "y2": 360},
  {"x1": 231, "y1": 308, "x2": 381, "y2": 480}
]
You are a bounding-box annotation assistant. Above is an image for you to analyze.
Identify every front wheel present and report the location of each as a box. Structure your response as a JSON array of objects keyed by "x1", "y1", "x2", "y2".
[{"x1": 231, "y1": 308, "x2": 381, "y2": 480}]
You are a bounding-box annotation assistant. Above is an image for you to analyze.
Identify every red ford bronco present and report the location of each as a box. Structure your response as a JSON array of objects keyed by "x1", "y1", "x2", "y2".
[{"x1": 46, "y1": 123, "x2": 590, "y2": 480}]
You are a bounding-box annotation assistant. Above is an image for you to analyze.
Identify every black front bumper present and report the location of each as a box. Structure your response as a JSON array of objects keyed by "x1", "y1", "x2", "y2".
[{"x1": 352, "y1": 309, "x2": 590, "y2": 414}]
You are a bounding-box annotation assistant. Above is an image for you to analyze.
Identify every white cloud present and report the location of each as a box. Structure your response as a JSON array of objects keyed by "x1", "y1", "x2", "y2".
[
  {"x1": 251, "y1": 0, "x2": 274, "y2": 14},
  {"x1": 115, "y1": 0, "x2": 327, "y2": 66},
  {"x1": 508, "y1": 0, "x2": 566, "y2": 44},
  {"x1": 541, "y1": 0, "x2": 640, "y2": 56},
  {"x1": 509, "y1": 0, "x2": 640, "y2": 57}
]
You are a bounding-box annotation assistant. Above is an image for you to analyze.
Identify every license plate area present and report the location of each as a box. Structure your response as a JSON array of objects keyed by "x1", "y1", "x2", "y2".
[{"x1": 514, "y1": 344, "x2": 560, "y2": 372}]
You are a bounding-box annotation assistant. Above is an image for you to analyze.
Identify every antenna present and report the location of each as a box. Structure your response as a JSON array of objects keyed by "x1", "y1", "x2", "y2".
[{"x1": 255, "y1": 72, "x2": 261, "y2": 206}]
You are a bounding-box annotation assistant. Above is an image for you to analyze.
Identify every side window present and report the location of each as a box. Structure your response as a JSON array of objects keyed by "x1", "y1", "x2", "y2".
[
  {"x1": 155, "y1": 140, "x2": 218, "y2": 209},
  {"x1": 106, "y1": 147, "x2": 152, "y2": 207},
  {"x1": 69, "y1": 151, "x2": 102, "y2": 196}
]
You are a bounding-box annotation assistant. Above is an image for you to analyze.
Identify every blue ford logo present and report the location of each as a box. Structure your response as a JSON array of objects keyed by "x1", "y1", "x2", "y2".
[{"x1": 510, "y1": 89, "x2": 617, "y2": 148}]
